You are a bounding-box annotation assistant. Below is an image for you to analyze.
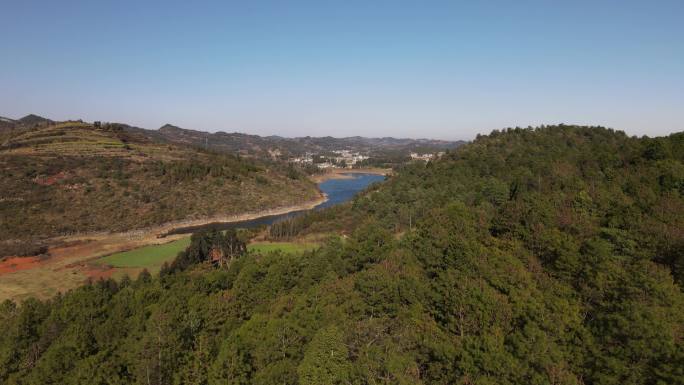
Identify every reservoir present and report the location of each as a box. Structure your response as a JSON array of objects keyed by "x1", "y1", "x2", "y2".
[{"x1": 165, "y1": 173, "x2": 385, "y2": 235}]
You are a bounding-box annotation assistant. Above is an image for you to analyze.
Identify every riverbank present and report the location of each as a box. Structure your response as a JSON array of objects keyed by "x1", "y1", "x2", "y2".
[
  {"x1": 310, "y1": 167, "x2": 391, "y2": 183},
  {"x1": 41, "y1": 193, "x2": 328, "y2": 245},
  {"x1": 0, "y1": 170, "x2": 390, "y2": 302},
  {"x1": 0, "y1": 193, "x2": 328, "y2": 302}
]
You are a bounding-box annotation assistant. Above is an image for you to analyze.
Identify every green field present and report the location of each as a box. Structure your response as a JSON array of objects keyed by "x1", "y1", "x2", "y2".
[
  {"x1": 98, "y1": 237, "x2": 191, "y2": 270},
  {"x1": 247, "y1": 241, "x2": 319, "y2": 254},
  {"x1": 95, "y1": 239, "x2": 317, "y2": 279}
]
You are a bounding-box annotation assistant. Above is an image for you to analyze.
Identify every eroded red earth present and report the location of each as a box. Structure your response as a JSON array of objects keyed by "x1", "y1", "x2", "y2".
[{"x1": 0, "y1": 256, "x2": 43, "y2": 274}]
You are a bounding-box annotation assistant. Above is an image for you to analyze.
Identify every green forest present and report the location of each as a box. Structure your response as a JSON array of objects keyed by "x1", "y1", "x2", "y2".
[{"x1": 1, "y1": 125, "x2": 683, "y2": 384}]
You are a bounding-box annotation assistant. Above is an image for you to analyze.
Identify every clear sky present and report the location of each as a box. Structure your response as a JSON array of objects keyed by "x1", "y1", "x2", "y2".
[{"x1": 1, "y1": 0, "x2": 682, "y2": 140}]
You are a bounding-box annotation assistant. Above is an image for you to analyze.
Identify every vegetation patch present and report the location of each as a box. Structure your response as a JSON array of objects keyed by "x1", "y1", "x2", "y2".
[{"x1": 247, "y1": 241, "x2": 319, "y2": 254}]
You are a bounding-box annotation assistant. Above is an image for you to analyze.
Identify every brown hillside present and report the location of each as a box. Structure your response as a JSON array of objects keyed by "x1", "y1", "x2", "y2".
[{"x1": 0, "y1": 122, "x2": 320, "y2": 256}]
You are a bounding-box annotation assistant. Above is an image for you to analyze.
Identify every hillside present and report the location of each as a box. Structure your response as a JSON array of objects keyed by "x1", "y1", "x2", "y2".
[
  {"x1": 0, "y1": 116, "x2": 18, "y2": 131},
  {"x1": 0, "y1": 121, "x2": 320, "y2": 256},
  {"x1": 1, "y1": 125, "x2": 682, "y2": 384}
]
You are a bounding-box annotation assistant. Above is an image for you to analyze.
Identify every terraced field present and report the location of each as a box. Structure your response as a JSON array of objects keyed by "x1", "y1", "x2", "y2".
[{"x1": 1, "y1": 122, "x2": 187, "y2": 158}]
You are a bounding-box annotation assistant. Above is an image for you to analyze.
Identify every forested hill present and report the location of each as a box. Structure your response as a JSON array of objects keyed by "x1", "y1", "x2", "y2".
[{"x1": 1, "y1": 125, "x2": 683, "y2": 384}]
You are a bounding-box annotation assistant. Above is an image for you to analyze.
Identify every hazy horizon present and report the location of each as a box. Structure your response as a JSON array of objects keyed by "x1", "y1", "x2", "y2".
[
  {"x1": 2, "y1": 1, "x2": 682, "y2": 140},
  {"x1": 7, "y1": 111, "x2": 680, "y2": 142}
]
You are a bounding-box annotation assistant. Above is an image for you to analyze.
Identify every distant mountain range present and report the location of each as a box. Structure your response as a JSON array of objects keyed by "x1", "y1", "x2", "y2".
[
  {"x1": 0, "y1": 114, "x2": 465, "y2": 158},
  {"x1": 131, "y1": 123, "x2": 465, "y2": 158}
]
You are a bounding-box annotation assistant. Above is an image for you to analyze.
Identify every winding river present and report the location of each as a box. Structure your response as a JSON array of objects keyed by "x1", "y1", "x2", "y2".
[{"x1": 165, "y1": 173, "x2": 385, "y2": 235}]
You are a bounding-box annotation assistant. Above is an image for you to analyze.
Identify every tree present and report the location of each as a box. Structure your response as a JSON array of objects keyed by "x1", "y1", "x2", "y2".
[
  {"x1": 171, "y1": 229, "x2": 246, "y2": 271},
  {"x1": 297, "y1": 326, "x2": 351, "y2": 385}
]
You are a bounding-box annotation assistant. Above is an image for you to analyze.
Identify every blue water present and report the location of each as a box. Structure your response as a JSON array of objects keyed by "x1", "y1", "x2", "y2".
[
  {"x1": 165, "y1": 173, "x2": 385, "y2": 235},
  {"x1": 316, "y1": 173, "x2": 385, "y2": 209}
]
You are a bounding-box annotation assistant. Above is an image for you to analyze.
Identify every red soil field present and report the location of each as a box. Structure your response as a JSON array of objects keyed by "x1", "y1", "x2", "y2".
[{"x1": 0, "y1": 256, "x2": 43, "y2": 274}]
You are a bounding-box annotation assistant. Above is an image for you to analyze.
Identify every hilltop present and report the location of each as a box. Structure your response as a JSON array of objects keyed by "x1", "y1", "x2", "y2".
[
  {"x1": 0, "y1": 120, "x2": 320, "y2": 256},
  {"x1": 17, "y1": 114, "x2": 53, "y2": 126}
]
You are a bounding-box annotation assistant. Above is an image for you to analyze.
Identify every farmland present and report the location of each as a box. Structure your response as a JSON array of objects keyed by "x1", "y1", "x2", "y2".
[
  {"x1": 0, "y1": 234, "x2": 323, "y2": 302},
  {"x1": 97, "y1": 237, "x2": 191, "y2": 274},
  {"x1": 97, "y1": 239, "x2": 319, "y2": 272}
]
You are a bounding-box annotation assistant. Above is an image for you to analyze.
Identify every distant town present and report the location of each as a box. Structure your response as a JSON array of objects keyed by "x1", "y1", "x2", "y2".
[{"x1": 288, "y1": 149, "x2": 445, "y2": 169}]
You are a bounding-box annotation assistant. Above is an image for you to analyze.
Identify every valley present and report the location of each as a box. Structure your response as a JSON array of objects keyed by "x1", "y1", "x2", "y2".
[
  {"x1": 0, "y1": 134, "x2": 387, "y2": 302},
  {"x1": 0, "y1": 116, "x2": 425, "y2": 257},
  {"x1": 2, "y1": 125, "x2": 682, "y2": 384},
  {"x1": 2, "y1": 3, "x2": 682, "y2": 383},
  {"x1": 1, "y1": 124, "x2": 683, "y2": 384},
  {"x1": 0, "y1": 119, "x2": 322, "y2": 255}
]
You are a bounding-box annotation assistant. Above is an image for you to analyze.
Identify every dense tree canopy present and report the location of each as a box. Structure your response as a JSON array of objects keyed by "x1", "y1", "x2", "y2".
[{"x1": 1, "y1": 125, "x2": 682, "y2": 384}]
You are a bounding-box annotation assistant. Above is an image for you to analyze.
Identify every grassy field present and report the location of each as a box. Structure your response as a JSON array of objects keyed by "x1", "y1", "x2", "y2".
[
  {"x1": 248, "y1": 241, "x2": 319, "y2": 254},
  {"x1": 98, "y1": 239, "x2": 317, "y2": 271},
  {"x1": 97, "y1": 237, "x2": 191, "y2": 270},
  {"x1": 0, "y1": 265, "x2": 87, "y2": 303}
]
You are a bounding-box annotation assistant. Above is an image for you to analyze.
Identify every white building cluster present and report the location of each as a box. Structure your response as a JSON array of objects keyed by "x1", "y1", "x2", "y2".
[
  {"x1": 410, "y1": 151, "x2": 445, "y2": 161},
  {"x1": 289, "y1": 152, "x2": 314, "y2": 165},
  {"x1": 289, "y1": 150, "x2": 369, "y2": 169},
  {"x1": 331, "y1": 150, "x2": 369, "y2": 168}
]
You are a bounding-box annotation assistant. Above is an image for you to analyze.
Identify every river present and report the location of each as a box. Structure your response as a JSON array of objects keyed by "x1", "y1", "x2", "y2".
[{"x1": 164, "y1": 173, "x2": 385, "y2": 235}]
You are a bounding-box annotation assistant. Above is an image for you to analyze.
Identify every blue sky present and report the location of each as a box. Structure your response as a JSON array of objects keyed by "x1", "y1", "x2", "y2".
[{"x1": 1, "y1": 0, "x2": 682, "y2": 139}]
